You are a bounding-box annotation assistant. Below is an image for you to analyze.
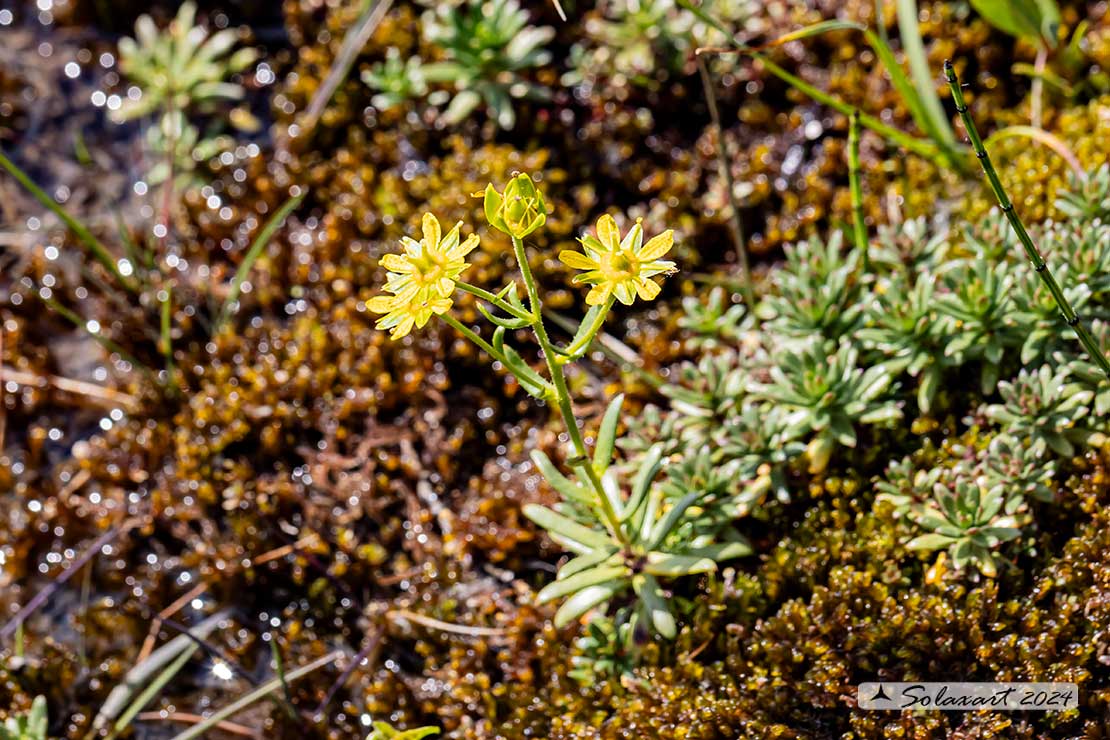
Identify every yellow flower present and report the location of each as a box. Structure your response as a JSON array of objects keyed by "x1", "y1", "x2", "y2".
[
  {"x1": 559, "y1": 215, "x2": 676, "y2": 306},
  {"x1": 379, "y1": 212, "x2": 479, "y2": 303},
  {"x1": 367, "y1": 212, "x2": 478, "y2": 340},
  {"x1": 481, "y1": 174, "x2": 547, "y2": 238},
  {"x1": 367, "y1": 291, "x2": 453, "y2": 340}
]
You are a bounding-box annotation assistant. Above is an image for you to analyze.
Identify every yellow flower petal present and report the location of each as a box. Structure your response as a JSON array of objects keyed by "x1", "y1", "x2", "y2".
[
  {"x1": 585, "y1": 283, "x2": 612, "y2": 306},
  {"x1": 421, "y1": 212, "x2": 441, "y2": 250},
  {"x1": 453, "y1": 233, "x2": 480, "y2": 259},
  {"x1": 638, "y1": 230, "x2": 674, "y2": 261},
  {"x1": 380, "y1": 253, "x2": 415, "y2": 273},
  {"x1": 635, "y1": 278, "x2": 661, "y2": 301},
  {"x1": 366, "y1": 294, "x2": 398, "y2": 314},
  {"x1": 596, "y1": 214, "x2": 620, "y2": 252},
  {"x1": 613, "y1": 281, "x2": 635, "y2": 305},
  {"x1": 390, "y1": 315, "x2": 416, "y2": 339},
  {"x1": 559, "y1": 250, "x2": 599, "y2": 271}
]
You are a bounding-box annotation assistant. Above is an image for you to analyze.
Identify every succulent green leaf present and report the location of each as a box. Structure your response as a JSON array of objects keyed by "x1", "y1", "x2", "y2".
[
  {"x1": 537, "y1": 564, "x2": 629, "y2": 604},
  {"x1": 554, "y1": 582, "x2": 623, "y2": 628},
  {"x1": 647, "y1": 491, "x2": 702, "y2": 550},
  {"x1": 559, "y1": 549, "x2": 621, "y2": 579},
  {"x1": 624, "y1": 444, "x2": 663, "y2": 528},
  {"x1": 493, "y1": 328, "x2": 548, "y2": 398},
  {"x1": 522, "y1": 504, "x2": 613, "y2": 550},
  {"x1": 906, "y1": 533, "x2": 955, "y2": 551},
  {"x1": 636, "y1": 574, "x2": 677, "y2": 639},
  {"x1": 643, "y1": 552, "x2": 718, "y2": 577},
  {"x1": 593, "y1": 394, "x2": 624, "y2": 473},
  {"x1": 530, "y1": 450, "x2": 592, "y2": 506},
  {"x1": 686, "y1": 539, "x2": 753, "y2": 562}
]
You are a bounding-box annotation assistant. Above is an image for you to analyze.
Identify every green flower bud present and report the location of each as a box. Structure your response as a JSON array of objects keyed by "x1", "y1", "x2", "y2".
[{"x1": 482, "y1": 174, "x2": 547, "y2": 238}]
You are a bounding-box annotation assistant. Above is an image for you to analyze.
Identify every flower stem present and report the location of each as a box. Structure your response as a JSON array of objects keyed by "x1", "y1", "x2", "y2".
[
  {"x1": 456, "y1": 281, "x2": 533, "y2": 321},
  {"x1": 944, "y1": 60, "x2": 1110, "y2": 380},
  {"x1": 441, "y1": 314, "x2": 509, "y2": 367},
  {"x1": 511, "y1": 236, "x2": 628, "y2": 543},
  {"x1": 559, "y1": 296, "x2": 614, "y2": 357}
]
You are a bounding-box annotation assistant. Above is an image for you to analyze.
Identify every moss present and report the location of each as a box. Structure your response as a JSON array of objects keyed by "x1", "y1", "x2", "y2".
[{"x1": 961, "y1": 94, "x2": 1110, "y2": 223}]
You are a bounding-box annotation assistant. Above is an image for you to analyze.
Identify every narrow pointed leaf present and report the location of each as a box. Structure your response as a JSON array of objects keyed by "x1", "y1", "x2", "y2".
[
  {"x1": 647, "y1": 491, "x2": 702, "y2": 550},
  {"x1": 636, "y1": 574, "x2": 676, "y2": 639},
  {"x1": 553, "y1": 582, "x2": 623, "y2": 628},
  {"x1": 643, "y1": 552, "x2": 718, "y2": 577},
  {"x1": 624, "y1": 445, "x2": 663, "y2": 527},
  {"x1": 531, "y1": 450, "x2": 592, "y2": 505},
  {"x1": 523, "y1": 504, "x2": 613, "y2": 550},
  {"x1": 592, "y1": 394, "x2": 624, "y2": 472},
  {"x1": 536, "y1": 565, "x2": 629, "y2": 604},
  {"x1": 559, "y1": 549, "x2": 620, "y2": 579}
]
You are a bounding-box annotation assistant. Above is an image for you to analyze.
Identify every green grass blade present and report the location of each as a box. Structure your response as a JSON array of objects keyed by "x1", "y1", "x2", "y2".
[
  {"x1": 848, "y1": 110, "x2": 870, "y2": 269},
  {"x1": 270, "y1": 638, "x2": 298, "y2": 721},
  {"x1": 895, "y1": 0, "x2": 958, "y2": 148},
  {"x1": 42, "y1": 296, "x2": 156, "y2": 383},
  {"x1": 680, "y1": 0, "x2": 956, "y2": 168},
  {"x1": 216, "y1": 190, "x2": 306, "y2": 331},
  {"x1": 761, "y1": 18, "x2": 958, "y2": 163},
  {"x1": 0, "y1": 149, "x2": 138, "y2": 293},
  {"x1": 115, "y1": 211, "x2": 151, "y2": 281},
  {"x1": 167, "y1": 651, "x2": 340, "y2": 740},
  {"x1": 106, "y1": 644, "x2": 199, "y2": 740}
]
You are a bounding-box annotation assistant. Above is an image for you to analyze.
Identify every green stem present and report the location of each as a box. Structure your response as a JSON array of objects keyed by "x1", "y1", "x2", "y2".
[
  {"x1": 440, "y1": 314, "x2": 511, "y2": 367},
  {"x1": 848, "y1": 110, "x2": 870, "y2": 271},
  {"x1": 0, "y1": 149, "x2": 138, "y2": 293},
  {"x1": 511, "y1": 236, "x2": 627, "y2": 544},
  {"x1": 758, "y1": 53, "x2": 946, "y2": 165},
  {"x1": 560, "y1": 297, "x2": 614, "y2": 357},
  {"x1": 456, "y1": 281, "x2": 533, "y2": 321},
  {"x1": 545, "y1": 308, "x2": 664, "y2": 389},
  {"x1": 944, "y1": 60, "x2": 1110, "y2": 380}
]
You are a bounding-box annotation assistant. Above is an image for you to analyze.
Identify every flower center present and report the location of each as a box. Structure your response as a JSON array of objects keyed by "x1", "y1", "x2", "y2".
[
  {"x1": 599, "y1": 251, "x2": 636, "y2": 280},
  {"x1": 410, "y1": 249, "x2": 449, "y2": 286}
]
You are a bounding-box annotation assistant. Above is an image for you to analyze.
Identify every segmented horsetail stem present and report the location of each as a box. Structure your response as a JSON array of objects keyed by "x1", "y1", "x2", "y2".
[
  {"x1": 944, "y1": 60, "x2": 1110, "y2": 380},
  {"x1": 848, "y1": 110, "x2": 870, "y2": 271}
]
